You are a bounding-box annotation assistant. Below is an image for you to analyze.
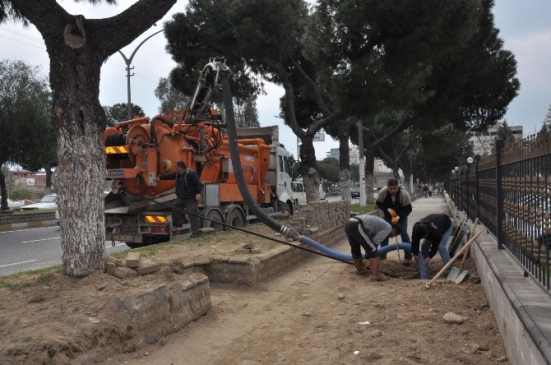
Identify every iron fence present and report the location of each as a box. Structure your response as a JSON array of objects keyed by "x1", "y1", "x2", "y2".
[{"x1": 448, "y1": 135, "x2": 551, "y2": 293}]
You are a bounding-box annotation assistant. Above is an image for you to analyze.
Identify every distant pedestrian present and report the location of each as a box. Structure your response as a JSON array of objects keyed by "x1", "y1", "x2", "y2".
[
  {"x1": 411, "y1": 214, "x2": 453, "y2": 279},
  {"x1": 345, "y1": 214, "x2": 401, "y2": 281},
  {"x1": 422, "y1": 184, "x2": 429, "y2": 198},
  {"x1": 157, "y1": 161, "x2": 203, "y2": 237},
  {"x1": 376, "y1": 178, "x2": 413, "y2": 263}
]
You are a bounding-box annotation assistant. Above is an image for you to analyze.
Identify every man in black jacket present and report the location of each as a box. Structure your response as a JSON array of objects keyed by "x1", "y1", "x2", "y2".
[
  {"x1": 376, "y1": 178, "x2": 413, "y2": 262},
  {"x1": 157, "y1": 161, "x2": 203, "y2": 237},
  {"x1": 411, "y1": 213, "x2": 454, "y2": 279}
]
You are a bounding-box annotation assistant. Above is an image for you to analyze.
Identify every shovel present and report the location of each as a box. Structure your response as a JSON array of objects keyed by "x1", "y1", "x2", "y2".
[
  {"x1": 447, "y1": 218, "x2": 478, "y2": 283},
  {"x1": 426, "y1": 231, "x2": 481, "y2": 289}
]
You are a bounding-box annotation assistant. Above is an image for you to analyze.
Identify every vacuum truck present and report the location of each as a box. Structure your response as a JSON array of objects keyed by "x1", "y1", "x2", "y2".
[{"x1": 103, "y1": 58, "x2": 296, "y2": 248}]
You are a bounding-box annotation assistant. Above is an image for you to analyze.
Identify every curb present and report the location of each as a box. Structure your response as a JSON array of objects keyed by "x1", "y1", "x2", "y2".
[{"x1": 0, "y1": 220, "x2": 58, "y2": 232}]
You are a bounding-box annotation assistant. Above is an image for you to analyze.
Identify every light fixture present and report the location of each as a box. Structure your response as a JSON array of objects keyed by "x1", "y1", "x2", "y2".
[{"x1": 467, "y1": 157, "x2": 474, "y2": 164}]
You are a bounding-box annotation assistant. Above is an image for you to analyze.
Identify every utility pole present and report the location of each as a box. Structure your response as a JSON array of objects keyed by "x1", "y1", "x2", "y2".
[
  {"x1": 118, "y1": 28, "x2": 164, "y2": 120},
  {"x1": 357, "y1": 120, "x2": 365, "y2": 207}
]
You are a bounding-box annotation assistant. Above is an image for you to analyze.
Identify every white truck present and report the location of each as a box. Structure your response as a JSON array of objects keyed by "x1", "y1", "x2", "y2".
[{"x1": 235, "y1": 125, "x2": 296, "y2": 214}]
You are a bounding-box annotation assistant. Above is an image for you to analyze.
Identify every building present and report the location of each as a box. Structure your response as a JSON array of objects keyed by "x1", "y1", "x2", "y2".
[
  {"x1": 10, "y1": 170, "x2": 48, "y2": 197},
  {"x1": 325, "y1": 146, "x2": 392, "y2": 173},
  {"x1": 469, "y1": 122, "x2": 523, "y2": 156}
]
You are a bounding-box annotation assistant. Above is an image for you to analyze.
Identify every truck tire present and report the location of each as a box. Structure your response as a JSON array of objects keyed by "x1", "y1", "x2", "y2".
[
  {"x1": 226, "y1": 208, "x2": 244, "y2": 229},
  {"x1": 203, "y1": 209, "x2": 224, "y2": 232},
  {"x1": 277, "y1": 201, "x2": 293, "y2": 215}
]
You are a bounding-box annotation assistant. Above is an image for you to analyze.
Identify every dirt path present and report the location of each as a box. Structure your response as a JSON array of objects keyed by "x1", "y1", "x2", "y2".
[{"x1": 107, "y1": 239, "x2": 507, "y2": 365}]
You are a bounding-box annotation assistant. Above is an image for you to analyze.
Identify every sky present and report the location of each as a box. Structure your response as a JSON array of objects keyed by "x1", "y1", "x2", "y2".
[{"x1": 1, "y1": 0, "x2": 550, "y2": 159}]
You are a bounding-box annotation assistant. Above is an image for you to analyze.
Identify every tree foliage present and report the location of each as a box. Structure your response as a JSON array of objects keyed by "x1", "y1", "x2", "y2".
[
  {"x1": 0, "y1": 60, "x2": 52, "y2": 209},
  {"x1": 154, "y1": 76, "x2": 188, "y2": 114},
  {"x1": 236, "y1": 97, "x2": 260, "y2": 128},
  {"x1": 317, "y1": 158, "x2": 340, "y2": 183},
  {"x1": 103, "y1": 102, "x2": 145, "y2": 126}
]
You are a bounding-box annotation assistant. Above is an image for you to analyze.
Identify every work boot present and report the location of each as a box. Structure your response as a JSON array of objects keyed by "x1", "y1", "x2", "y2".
[{"x1": 353, "y1": 258, "x2": 369, "y2": 275}]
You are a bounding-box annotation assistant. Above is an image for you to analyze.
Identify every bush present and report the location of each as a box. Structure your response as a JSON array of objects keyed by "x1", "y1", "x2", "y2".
[{"x1": 9, "y1": 188, "x2": 36, "y2": 201}]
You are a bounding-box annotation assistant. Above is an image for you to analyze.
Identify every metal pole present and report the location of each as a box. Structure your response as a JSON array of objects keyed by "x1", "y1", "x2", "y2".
[
  {"x1": 357, "y1": 120, "x2": 365, "y2": 207},
  {"x1": 475, "y1": 155, "x2": 480, "y2": 219},
  {"x1": 496, "y1": 139, "x2": 504, "y2": 249},
  {"x1": 466, "y1": 168, "x2": 470, "y2": 220},
  {"x1": 117, "y1": 28, "x2": 165, "y2": 120}
]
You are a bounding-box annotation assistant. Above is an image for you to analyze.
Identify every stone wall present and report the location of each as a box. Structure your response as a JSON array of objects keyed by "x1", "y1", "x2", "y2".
[
  {"x1": 0, "y1": 211, "x2": 55, "y2": 225},
  {"x1": 204, "y1": 200, "x2": 350, "y2": 285},
  {"x1": 107, "y1": 273, "x2": 211, "y2": 353}
]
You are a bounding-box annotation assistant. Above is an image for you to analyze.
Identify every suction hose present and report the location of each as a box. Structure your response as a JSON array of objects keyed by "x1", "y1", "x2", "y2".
[
  {"x1": 301, "y1": 236, "x2": 412, "y2": 261},
  {"x1": 220, "y1": 68, "x2": 411, "y2": 261}
]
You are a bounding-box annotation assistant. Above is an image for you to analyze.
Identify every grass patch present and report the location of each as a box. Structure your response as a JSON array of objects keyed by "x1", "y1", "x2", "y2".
[
  {"x1": 350, "y1": 202, "x2": 377, "y2": 215},
  {"x1": 13, "y1": 209, "x2": 57, "y2": 215},
  {"x1": 0, "y1": 265, "x2": 62, "y2": 289}
]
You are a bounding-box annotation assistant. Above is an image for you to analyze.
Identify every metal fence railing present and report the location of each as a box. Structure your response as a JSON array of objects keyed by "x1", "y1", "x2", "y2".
[{"x1": 447, "y1": 135, "x2": 551, "y2": 293}]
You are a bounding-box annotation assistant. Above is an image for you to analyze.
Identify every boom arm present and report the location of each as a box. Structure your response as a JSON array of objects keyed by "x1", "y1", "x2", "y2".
[{"x1": 187, "y1": 57, "x2": 229, "y2": 122}]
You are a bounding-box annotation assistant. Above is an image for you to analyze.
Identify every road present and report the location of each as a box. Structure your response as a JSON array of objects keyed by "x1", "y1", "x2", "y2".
[{"x1": 0, "y1": 226, "x2": 128, "y2": 276}]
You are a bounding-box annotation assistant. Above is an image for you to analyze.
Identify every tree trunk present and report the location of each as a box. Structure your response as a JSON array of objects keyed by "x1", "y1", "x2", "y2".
[
  {"x1": 365, "y1": 147, "x2": 376, "y2": 203},
  {"x1": 50, "y1": 55, "x2": 106, "y2": 276},
  {"x1": 45, "y1": 165, "x2": 53, "y2": 195},
  {"x1": 338, "y1": 121, "x2": 351, "y2": 203},
  {"x1": 300, "y1": 136, "x2": 320, "y2": 202},
  {"x1": 0, "y1": 167, "x2": 8, "y2": 211}
]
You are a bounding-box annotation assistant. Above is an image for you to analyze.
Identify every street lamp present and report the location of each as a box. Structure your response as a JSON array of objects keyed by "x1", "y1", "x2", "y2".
[
  {"x1": 466, "y1": 157, "x2": 474, "y2": 219},
  {"x1": 118, "y1": 28, "x2": 165, "y2": 120}
]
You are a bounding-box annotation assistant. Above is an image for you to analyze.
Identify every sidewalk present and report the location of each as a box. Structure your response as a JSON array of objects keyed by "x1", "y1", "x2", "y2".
[{"x1": 421, "y1": 191, "x2": 551, "y2": 365}]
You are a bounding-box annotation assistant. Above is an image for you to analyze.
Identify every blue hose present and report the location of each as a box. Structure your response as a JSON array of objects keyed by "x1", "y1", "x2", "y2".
[{"x1": 300, "y1": 236, "x2": 412, "y2": 261}]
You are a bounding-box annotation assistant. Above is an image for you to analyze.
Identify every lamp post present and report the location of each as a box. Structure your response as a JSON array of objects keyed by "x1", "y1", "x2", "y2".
[
  {"x1": 456, "y1": 166, "x2": 462, "y2": 211},
  {"x1": 466, "y1": 157, "x2": 474, "y2": 219},
  {"x1": 118, "y1": 28, "x2": 165, "y2": 120}
]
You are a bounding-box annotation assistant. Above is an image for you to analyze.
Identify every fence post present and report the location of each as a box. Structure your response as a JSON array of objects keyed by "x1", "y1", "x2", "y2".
[
  {"x1": 496, "y1": 139, "x2": 504, "y2": 249},
  {"x1": 475, "y1": 155, "x2": 480, "y2": 219}
]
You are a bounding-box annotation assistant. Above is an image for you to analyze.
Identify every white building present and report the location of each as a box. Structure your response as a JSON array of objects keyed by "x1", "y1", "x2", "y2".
[
  {"x1": 325, "y1": 146, "x2": 392, "y2": 173},
  {"x1": 469, "y1": 122, "x2": 523, "y2": 156}
]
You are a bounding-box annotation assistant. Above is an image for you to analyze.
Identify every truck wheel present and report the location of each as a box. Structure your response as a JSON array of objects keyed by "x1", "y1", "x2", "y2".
[
  {"x1": 227, "y1": 209, "x2": 244, "y2": 229},
  {"x1": 203, "y1": 209, "x2": 224, "y2": 232},
  {"x1": 125, "y1": 242, "x2": 143, "y2": 249},
  {"x1": 277, "y1": 201, "x2": 293, "y2": 215},
  {"x1": 286, "y1": 202, "x2": 293, "y2": 215}
]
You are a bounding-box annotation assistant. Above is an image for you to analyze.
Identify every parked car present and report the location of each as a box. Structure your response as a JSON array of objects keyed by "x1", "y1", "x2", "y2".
[
  {"x1": 21, "y1": 193, "x2": 58, "y2": 210},
  {"x1": 6, "y1": 198, "x2": 25, "y2": 210},
  {"x1": 351, "y1": 187, "x2": 361, "y2": 199}
]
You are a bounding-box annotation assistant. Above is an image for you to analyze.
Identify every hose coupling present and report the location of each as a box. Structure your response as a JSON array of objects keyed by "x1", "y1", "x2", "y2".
[{"x1": 280, "y1": 225, "x2": 301, "y2": 241}]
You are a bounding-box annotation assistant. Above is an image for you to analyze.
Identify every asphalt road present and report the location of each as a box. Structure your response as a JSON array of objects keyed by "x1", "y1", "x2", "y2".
[{"x1": 0, "y1": 226, "x2": 128, "y2": 276}]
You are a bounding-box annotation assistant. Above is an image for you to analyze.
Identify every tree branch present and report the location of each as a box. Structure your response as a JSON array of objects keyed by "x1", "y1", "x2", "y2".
[{"x1": 370, "y1": 115, "x2": 418, "y2": 149}]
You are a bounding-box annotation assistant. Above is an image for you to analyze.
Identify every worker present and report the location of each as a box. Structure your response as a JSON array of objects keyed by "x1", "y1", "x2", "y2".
[
  {"x1": 410, "y1": 213, "x2": 454, "y2": 279},
  {"x1": 376, "y1": 178, "x2": 413, "y2": 263},
  {"x1": 157, "y1": 161, "x2": 203, "y2": 237},
  {"x1": 345, "y1": 214, "x2": 401, "y2": 281}
]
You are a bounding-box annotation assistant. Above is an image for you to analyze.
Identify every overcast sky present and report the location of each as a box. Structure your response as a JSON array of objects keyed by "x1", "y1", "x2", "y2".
[{"x1": 1, "y1": 0, "x2": 550, "y2": 159}]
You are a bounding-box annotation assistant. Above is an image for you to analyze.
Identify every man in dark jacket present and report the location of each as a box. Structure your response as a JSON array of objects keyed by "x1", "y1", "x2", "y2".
[
  {"x1": 376, "y1": 178, "x2": 413, "y2": 262},
  {"x1": 157, "y1": 161, "x2": 203, "y2": 237},
  {"x1": 411, "y1": 213, "x2": 453, "y2": 279}
]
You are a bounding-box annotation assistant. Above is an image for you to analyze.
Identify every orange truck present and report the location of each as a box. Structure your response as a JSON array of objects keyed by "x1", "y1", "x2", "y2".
[{"x1": 103, "y1": 58, "x2": 296, "y2": 248}]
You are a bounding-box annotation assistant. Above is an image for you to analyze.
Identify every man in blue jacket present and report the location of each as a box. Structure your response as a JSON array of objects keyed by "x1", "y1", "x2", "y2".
[{"x1": 158, "y1": 161, "x2": 203, "y2": 237}]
